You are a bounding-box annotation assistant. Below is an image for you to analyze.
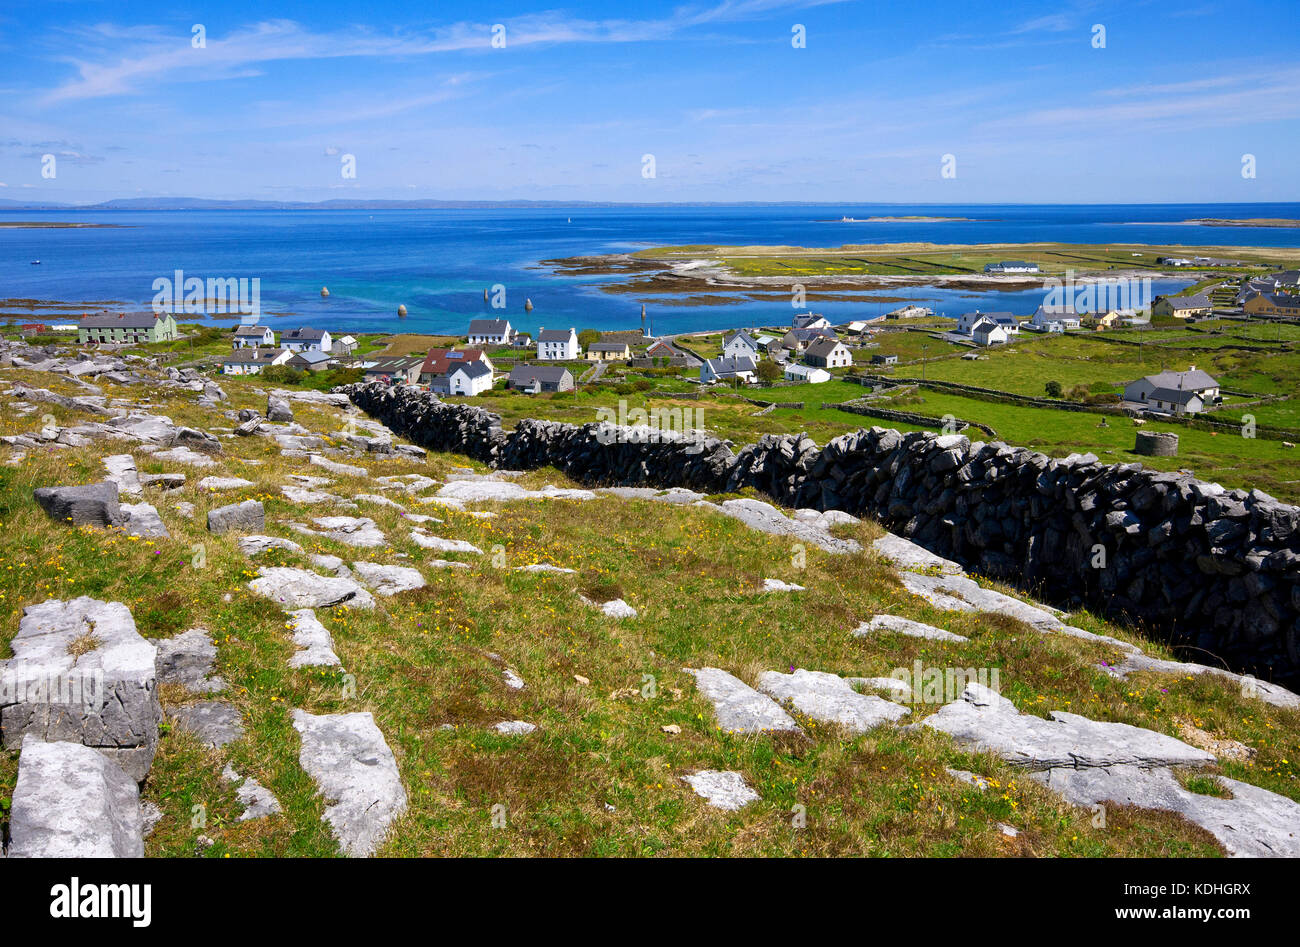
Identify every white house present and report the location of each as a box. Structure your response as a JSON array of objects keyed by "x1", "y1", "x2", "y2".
[
  {"x1": 468, "y1": 319, "x2": 515, "y2": 345},
  {"x1": 233, "y1": 324, "x2": 274, "y2": 348},
  {"x1": 971, "y1": 318, "x2": 1009, "y2": 346},
  {"x1": 332, "y1": 335, "x2": 358, "y2": 355},
  {"x1": 281, "y1": 327, "x2": 332, "y2": 353},
  {"x1": 957, "y1": 311, "x2": 1016, "y2": 335},
  {"x1": 443, "y1": 360, "x2": 495, "y2": 396},
  {"x1": 783, "y1": 363, "x2": 831, "y2": 384},
  {"x1": 1029, "y1": 307, "x2": 1081, "y2": 331},
  {"x1": 221, "y1": 347, "x2": 292, "y2": 376},
  {"x1": 983, "y1": 261, "x2": 1040, "y2": 274},
  {"x1": 1122, "y1": 367, "x2": 1219, "y2": 415},
  {"x1": 722, "y1": 330, "x2": 761, "y2": 361},
  {"x1": 536, "y1": 327, "x2": 580, "y2": 360},
  {"x1": 700, "y1": 356, "x2": 757, "y2": 385},
  {"x1": 792, "y1": 312, "x2": 832, "y2": 329},
  {"x1": 803, "y1": 337, "x2": 853, "y2": 368}
]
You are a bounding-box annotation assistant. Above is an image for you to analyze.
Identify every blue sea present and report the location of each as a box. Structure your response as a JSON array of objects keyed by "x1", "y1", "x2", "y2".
[{"x1": 4, "y1": 203, "x2": 1299, "y2": 336}]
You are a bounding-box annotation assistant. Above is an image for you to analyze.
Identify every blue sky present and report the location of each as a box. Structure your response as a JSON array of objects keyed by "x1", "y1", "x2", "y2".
[{"x1": 1, "y1": 0, "x2": 1297, "y2": 203}]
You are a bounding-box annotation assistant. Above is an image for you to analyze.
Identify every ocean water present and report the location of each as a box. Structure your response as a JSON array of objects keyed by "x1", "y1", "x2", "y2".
[{"x1": 3, "y1": 203, "x2": 1298, "y2": 336}]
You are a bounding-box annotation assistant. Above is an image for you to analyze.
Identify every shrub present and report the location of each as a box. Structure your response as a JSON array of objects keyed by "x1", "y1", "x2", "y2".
[
  {"x1": 262, "y1": 365, "x2": 304, "y2": 385},
  {"x1": 1044, "y1": 380, "x2": 1063, "y2": 398}
]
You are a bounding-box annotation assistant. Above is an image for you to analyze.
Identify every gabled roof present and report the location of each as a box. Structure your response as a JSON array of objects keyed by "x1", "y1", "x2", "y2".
[
  {"x1": 785, "y1": 327, "x2": 837, "y2": 342},
  {"x1": 365, "y1": 356, "x2": 423, "y2": 374},
  {"x1": 80, "y1": 312, "x2": 170, "y2": 329},
  {"x1": 804, "y1": 337, "x2": 846, "y2": 358},
  {"x1": 283, "y1": 327, "x2": 327, "y2": 341},
  {"x1": 447, "y1": 360, "x2": 493, "y2": 380},
  {"x1": 336, "y1": 335, "x2": 357, "y2": 345},
  {"x1": 468, "y1": 318, "x2": 512, "y2": 335},
  {"x1": 703, "y1": 356, "x2": 757, "y2": 376},
  {"x1": 1259, "y1": 294, "x2": 1300, "y2": 309},
  {"x1": 1147, "y1": 387, "x2": 1203, "y2": 406},
  {"x1": 289, "y1": 349, "x2": 331, "y2": 364},
  {"x1": 1165, "y1": 293, "x2": 1212, "y2": 310},
  {"x1": 537, "y1": 328, "x2": 576, "y2": 342},
  {"x1": 509, "y1": 364, "x2": 572, "y2": 384},
  {"x1": 724, "y1": 330, "x2": 758, "y2": 349},
  {"x1": 783, "y1": 363, "x2": 827, "y2": 377},
  {"x1": 971, "y1": 318, "x2": 1003, "y2": 334},
  {"x1": 233, "y1": 324, "x2": 272, "y2": 336},
  {"x1": 223, "y1": 347, "x2": 287, "y2": 364},
  {"x1": 1137, "y1": 368, "x2": 1218, "y2": 392},
  {"x1": 1033, "y1": 306, "x2": 1081, "y2": 321},
  {"x1": 420, "y1": 347, "x2": 486, "y2": 377},
  {"x1": 588, "y1": 342, "x2": 630, "y2": 353}
]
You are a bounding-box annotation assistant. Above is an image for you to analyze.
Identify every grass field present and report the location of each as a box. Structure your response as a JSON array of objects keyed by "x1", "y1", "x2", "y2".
[{"x1": 3, "y1": 365, "x2": 1298, "y2": 857}]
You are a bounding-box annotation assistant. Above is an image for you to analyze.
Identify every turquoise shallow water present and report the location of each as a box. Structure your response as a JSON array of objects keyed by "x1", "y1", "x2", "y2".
[{"x1": 3, "y1": 203, "x2": 1296, "y2": 335}]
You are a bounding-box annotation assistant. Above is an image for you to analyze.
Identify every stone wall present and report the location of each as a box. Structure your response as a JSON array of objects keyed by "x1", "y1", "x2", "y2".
[{"x1": 343, "y1": 381, "x2": 1300, "y2": 686}]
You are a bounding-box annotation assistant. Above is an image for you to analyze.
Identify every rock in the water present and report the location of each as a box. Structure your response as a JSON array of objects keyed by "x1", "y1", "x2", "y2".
[
  {"x1": 853, "y1": 614, "x2": 968, "y2": 642},
  {"x1": 155, "y1": 628, "x2": 224, "y2": 693},
  {"x1": 683, "y1": 667, "x2": 802, "y2": 734},
  {"x1": 350, "y1": 561, "x2": 426, "y2": 596},
  {"x1": 170, "y1": 700, "x2": 244, "y2": 748},
  {"x1": 757, "y1": 668, "x2": 909, "y2": 733},
  {"x1": 7, "y1": 736, "x2": 143, "y2": 857},
  {"x1": 33, "y1": 481, "x2": 124, "y2": 528},
  {"x1": 681, "y1": 770, "x2": 760, "y2": 810},
  {"x1": 208, "y1": 499, "x2": 265, "y2": 534},
  {"x1": 1, "y1": 597, "x2": 160, "y2": 781},
  {"x1": 291, "y1": 709, "x2": 408, "y2": 857},
  {"x1": 248, "y1": 567, "x2": 375, "y2": 610}
]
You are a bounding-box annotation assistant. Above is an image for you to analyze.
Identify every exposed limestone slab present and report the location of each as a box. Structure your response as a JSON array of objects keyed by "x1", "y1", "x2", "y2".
[
  {"x1": 310, "y1": 553, "x2": 352, "y2": 577},
  {"x1": 599, "y1": 486, "x2": 706, "y2": 505},
  {"x1": 276, "y1": 434, "x2": 326, "y2": 452},
  {"x1": 853, "y1": 614, "x2": 969, "y2": 643},
  {"x1": 923, "y1": 683, "x2": 1214, "y2": 772},
  {"x1": 7, "y1": 736, "x2": 144, "y2": 857},
  {"x1": 1101, "y1": 653, "x2": 1300, "y2": 711},
  {"x1": 170, "y1": 700, "x2": 244, "y2": 748},
  {"x1": 350, "y1": 561, "x2": 426, "y2": 596},
  {"x1": 757, "y1": 669, "x2": 909, "y2": 734},
  {"x1": 142, "y1": 472, "x2": 185, "y2": 489},
  {"x1": 282, "y1": 484, "x2": 345, "y2": 505},
  {"x1": 291, "y1": 709, "x2": 408, "y2": 857},
  {"x1": 103, "y1": 454, "x2": 142, "y2": 496},
  {"x1": 376, "y1": 474, "x2": 439, "y2": 494},
  {"x1": 238, "y1": 534, "x2": 306, "y2": 557},
  {"x1": 872, "y1": 533, "x2": 964, "y2": 574},
  {"x1": 1, "y1": 597, "x2": 160, "y2": 782},
  {"x1": 208, "y1": 499, "x2": 265, "y2": 534},
  {"x1": 434, "y1": 479, "x2": 597, "y2": 506},
  {"x1": 709, "y1": 498, "x2": 861, "y2": 554},
  {"x1": 428, "y1": 559, "x2": 470, "y2": 571},
  {"x1": 33, "y1": 481, "x2": 123, "y2": 528},
  {"x1": 502, "y1": 668, "x2": 525, "y2": 690},
  {"x1": 197, "y1": 476, "x2": 255, "y2": 491},
  {"x1": 248, "y1": 567, "x2": 375, "y2": 610},
  {"x1": 155, "y1": 628, "x2": 224, "y2": 694},
  {"x1": 354, "y1": 493, "x2": 406, "y2": 511},
  {"x1": 121, "y1": 501, "x2": 169, "y2": 538},
  {"x1": 289, "y1": 516, "x2": 386, "y2": 548},
  {"x1": 681, "y1": 770, "x2": 760, "y2": 811},
  {"x1": 286, "y1": 609, "x2": 343, "y2": 667},
  {"x1": 409, "y1": 530, "x2": 482, "y2": 554},
  {"x1": 492, "y1": 720, "x2": 537, "y2": 736},
  {"x1": 848, "y1": 676, "x2": 913, "y2": 699},
  {"x1": 153, "y1": 445, "x2": 217, "y2": 467},
  {"x1": 515, "y1": 563, "x2": 576, "y2": 574},
  {"x1": 1031, "y1": 765, "x2": 1300, "y2": 858},
  {"x1": 222, "y1": 764, "x2": 282, "y2": 822},
  {"x1": 683, "y1": 667, "x2": 802, "y2": 734},
  {"x1": 309, "y1": 454, "x2": 368, "y2": 477},
  {"x1": 287, "y1": 474, "x2": 333, "y2": 487},
  {"x1": 762, "y1": 578, "x2": 805, "y2": 592}
]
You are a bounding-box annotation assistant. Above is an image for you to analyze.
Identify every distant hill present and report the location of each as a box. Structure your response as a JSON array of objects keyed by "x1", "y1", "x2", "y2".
[{"x1": 0, "y1": 197, "x2": 830, "y2": 211}]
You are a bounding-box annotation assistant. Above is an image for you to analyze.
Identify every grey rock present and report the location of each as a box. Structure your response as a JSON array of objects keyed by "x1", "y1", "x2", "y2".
[
  {"x1": 872, "y1": 533, "x2": 964, "y2": 574},
  {"x1": 197, "y1": 476, "x2": 255, "y2": 491},
  {"x1": 221, "y1": 764, "x2": 282, "y2": 821},
  {"x1": 289, "y1": 516, "x2": 386, "y2": 548},
  {"x1": 170, "y1": 700, "x2": 243, "y2": 748},
  {"x1": 757, "y1": 668, "x2": 909, "y2": 733},
  {"x1": 7, "y1": 736, "x2": 143, "y2": 857},
  {"x1": 308, "y1": 454, "x2": 368, "y2": 477},
  {"x1": 237, "y1": 534, "x2": 305, "y2": 557},
  {"x1": 683, "y1": 667, "x2": 802, "y2": 734},
  {"x1": 854, "y1": 614, "x2": 968, "y2": 642},
  {"x1": 208, "y1": 499, "x2": 265, "y2": 534},
  {"x1": 350, "y1": 561, "x2": 426, "y2": 596},
  {"x1": 103, "y1": 454, "x2": 142, "y2": 496},
  {"x1": 286, "y1": 609, "x2": 343, "y2": 667},
  {"x1": 155, "y1": 628, "x2": 224, "y2": 694},
  {"x1": 267, "y1": 394, "x2": 294, "y2": 423},
  {"x1": 0, "y1": 597, "x2": 160, "y2": 781},
  {"x1": 492, "y1": 720, "x2": 537, "y2": 735},
  {"x1": 249, "y1": 567, "x2": 375, "y2": 610},
  {"x1": 33, "y1": 481, "x2": 124, "y2": 528},
  {"x1": 681, "y1": 770, "x2": 760, "y2": 810},
  {"x1": 121, "y1": 502, "x2": 169, "y2": 538},
  {"x1": 291, "y1": 709, "x2": 408, "y2": 857}
]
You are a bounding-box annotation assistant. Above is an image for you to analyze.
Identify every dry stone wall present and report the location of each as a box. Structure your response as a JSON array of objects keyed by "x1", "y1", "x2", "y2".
[{"x1": 343, "y1": 381, "x2": 1300, "y2": 686}]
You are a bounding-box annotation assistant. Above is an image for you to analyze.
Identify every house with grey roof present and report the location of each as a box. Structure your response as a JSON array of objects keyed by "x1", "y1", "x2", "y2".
[
  {"x1": 1123, "y1": 367, "x2": 1219, "y2": 415},
  {"x1": 281, "y1": 327, "x2": 332, "y2": 353},
  {"x1": 722, "y1": 330, "x2": 761, "y2": 361},
  {"x1": 221, "y1": 347, "x2": 292, "y2": 376},
  {"x1": 1152, "y1": 294, "x2": 1212, "y2": 319},
  {"x1": 286, "y1": 349, "x2": 333, "y2": 372},
  {"x1": 468, "y1": 319, "x2": 515, "y2": 345},
  {"x1": 508, "y1": 364, "x2": 574, "y2": 393},
  {"x1": 983, "y1": 261, "x2": 1040, "y2": 274},
  {"x1": 803, "y1": 337, "x2": 853, "y2": 368},
  {"x1": 699, "y1": 356, "x2": 757, "y2": 385},
  {"x1": 536, "y1": 327, "x2": 579, "y2": 360},
  {"x1": 363, "y1": 356, "x2": 424, "y2": 385},
  {"x1": 233, "y1": 324, "x2": 274, "y2": 348},
  {"x1": 430, "y1": 359, "x2": 495, "y2": 396},
  {"x1": 78, "y1": 311, "x2": 179, "y2": 345}
]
